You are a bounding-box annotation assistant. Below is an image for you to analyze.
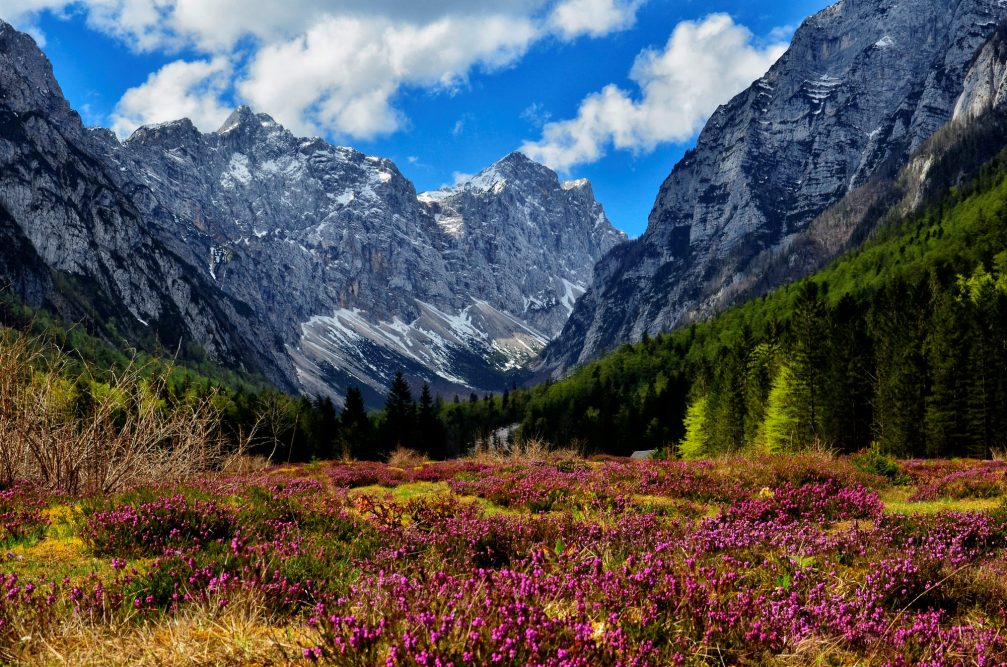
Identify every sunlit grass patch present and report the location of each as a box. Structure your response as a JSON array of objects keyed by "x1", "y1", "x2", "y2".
[
  {"x1": 630, "y1": 495, "x2": 716, "y2": 518},
  {"x1": 15, "y1": 593, "x2": 315, "y2": 666},
  {"x1": 349, "y1": 481, "x2": 451, "y2": 501},
  {"x1": 880, "y1": 487, "x2": 1005, "y2": 514}
]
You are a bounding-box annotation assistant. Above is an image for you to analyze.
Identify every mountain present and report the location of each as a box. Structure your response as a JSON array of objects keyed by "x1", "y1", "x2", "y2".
[
  {"x1": 0, "y1": 21, "x2": 624, "y2": 405},
  {"x1": 0, "y1": 21, "x2": 269, "y2": 378},
  {"x1": 539, "y1": 0, "x2": 1007, "y2": 375},
  {"x1": 449, "y1": 131, "x2": 1007, "y2": 458}
]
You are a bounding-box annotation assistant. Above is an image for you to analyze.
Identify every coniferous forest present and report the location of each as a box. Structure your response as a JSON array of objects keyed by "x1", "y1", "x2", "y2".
[{"x1": 4, "y1": 139, "x2": 1007, "y2": 465}]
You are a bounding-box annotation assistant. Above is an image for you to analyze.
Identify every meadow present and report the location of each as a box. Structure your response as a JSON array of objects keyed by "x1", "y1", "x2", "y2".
[{"x1": 0, "y1": 450, "x2": 1001, "y2": 665}]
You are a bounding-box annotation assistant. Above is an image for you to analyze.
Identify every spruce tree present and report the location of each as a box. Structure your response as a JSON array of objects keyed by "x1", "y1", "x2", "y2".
[
  {"x1": 381, "y1": 373, "x2": 416, "y2": 456},
  {"x1": 416, "y1": 383, "x2": 447, "y2": 460},
  {"x1": 341, "y1": 386, "x2": 374, "y2": 460}
]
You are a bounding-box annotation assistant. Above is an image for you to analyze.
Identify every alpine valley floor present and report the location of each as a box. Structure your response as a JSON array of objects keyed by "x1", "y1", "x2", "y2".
[{"x1": 1, "y1": 452, "x2": 1006, "y2": 665}]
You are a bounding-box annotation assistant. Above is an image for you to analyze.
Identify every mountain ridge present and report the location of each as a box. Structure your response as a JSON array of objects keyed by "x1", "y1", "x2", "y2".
[{"x1": 0, "y1": 19, "x2": 625, "y2": 405}]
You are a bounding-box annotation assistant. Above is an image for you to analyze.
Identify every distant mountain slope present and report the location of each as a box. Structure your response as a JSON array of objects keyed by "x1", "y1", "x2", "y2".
[
  {"x1": 539, "y1": 0, "x2": 1007, "y2": 375},
  {"x1": 0, "y1": 21, "x2": 624, "y2": 405}
]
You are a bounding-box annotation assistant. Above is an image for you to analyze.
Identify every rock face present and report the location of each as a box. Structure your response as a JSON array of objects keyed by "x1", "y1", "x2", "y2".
[
  {"x1": 0, "y1": 22, "x2": 264, "y2": 376},
  {"x1": 0, "y1": 21, "x2": 624, "y2": 404},
  {"x1": 539, "y1": 0, "x2": 1007, "y2": 375}
]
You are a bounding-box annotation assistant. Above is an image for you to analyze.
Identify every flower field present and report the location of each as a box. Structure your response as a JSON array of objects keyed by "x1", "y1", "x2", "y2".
[{"x1": 1, "y1": 453, "x2": 1007, "y2": 665}]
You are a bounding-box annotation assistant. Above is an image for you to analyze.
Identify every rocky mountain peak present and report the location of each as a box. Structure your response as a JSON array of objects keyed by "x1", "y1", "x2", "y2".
[
  {"x1": 216, "y1": 105, "x2": 283, "y2": 137},
  {"x1": 125, "y1": 118, "x2": 202, "y2": 148}
]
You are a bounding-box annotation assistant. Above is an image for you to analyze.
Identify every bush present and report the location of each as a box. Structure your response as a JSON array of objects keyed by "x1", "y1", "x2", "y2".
[{"x1": 852, "y1": 444, "x2": 904, "y2": 482}]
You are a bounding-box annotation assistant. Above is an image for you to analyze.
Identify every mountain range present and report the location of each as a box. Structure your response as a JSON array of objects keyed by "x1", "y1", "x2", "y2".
[
  {"x1": 0, "y1": 19, "x2": 623, "y2": 405},
  {"x1": 5, "y1": 0, "x2": 1007, "y2": 407}
]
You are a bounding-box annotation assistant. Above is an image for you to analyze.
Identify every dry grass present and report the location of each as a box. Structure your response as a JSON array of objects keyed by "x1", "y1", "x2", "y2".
[
  {"x1": 219, "y1": 453, "x2": 272, "y2": 476},
  {"x1": 387, "y1": 447, "x2": 426, "y2": 469},
  {"x1": 15, "y1": 592, "x2": 314, "y2": 666}
]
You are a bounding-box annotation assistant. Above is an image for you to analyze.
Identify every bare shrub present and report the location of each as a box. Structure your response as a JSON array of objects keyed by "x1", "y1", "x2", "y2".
[
  {"x1": 468, "y1": 436, "x2": 583, "y2": 464},
  {"x1": 0, "y1": 332, "x2": 226, "y2": 494}
]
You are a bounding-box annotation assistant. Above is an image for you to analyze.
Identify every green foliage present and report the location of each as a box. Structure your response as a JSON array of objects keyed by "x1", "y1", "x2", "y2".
[
  {"x1": 678, "y1": 395, "x2": 710, "y2": 460},
  {"x1": 852, "y1": 445, "x2": 904, "y2": 483},
  {"x1": 757, "y1": 364, "x2": 804, "y2": 454}
]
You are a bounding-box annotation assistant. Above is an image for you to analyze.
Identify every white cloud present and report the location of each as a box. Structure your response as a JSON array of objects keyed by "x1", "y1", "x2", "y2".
[
  {"x1": 7, "y1": 0, "x2": 647, "y2": 140},
  {"x1": 522, "y1": 14, "x2": 788, "y2": 171},
  {"x1": 110, "y1": 57, "x2": 232, "y2": 137},
  {"x1": 238, "y1": 13, "x2": 539, "y2": 139},
  {"x1": 549, "y1": 0, "x2": 644, "y2": 39},
  {"x1": 520, "y1": 102, "x2": 552, "y2": 128}
]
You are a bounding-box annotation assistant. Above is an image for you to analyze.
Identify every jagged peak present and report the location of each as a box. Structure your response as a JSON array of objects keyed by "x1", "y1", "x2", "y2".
[
  {"x1": 0, "y1": 18, "x2": 70, "y2": 115},
  {"x1": 561, "y1": 178, "x2": 593, "y2": 196},
  {"x1": 217, "y1": 105, "x2": 281, "y2": 134},
  {"x1": 125, "y1": 117, "x2": 201, "y2": 146},
  {"x1": 463, "y1": 151, "x2": 558, "y2": 194},
  {"x1": 419, "y1": 152, "x2": 591, "y2": 204}
]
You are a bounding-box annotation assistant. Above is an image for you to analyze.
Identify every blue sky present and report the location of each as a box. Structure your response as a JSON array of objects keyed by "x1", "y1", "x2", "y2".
[{"x1": 10, "y1": 0, "x2": 830, "y2": 237}]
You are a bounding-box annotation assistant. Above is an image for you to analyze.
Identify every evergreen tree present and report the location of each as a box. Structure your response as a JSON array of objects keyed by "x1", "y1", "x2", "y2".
[
  {"x1": 679, "y1": 395, "x2": 710, "y2": 459},
  {"x1": 341, "y1": 386, "x2": 374, "y2": 460},
  {"x1": 416, "y1": 383, "x2": 447, "y2": 460},
  {"x1": 310, "y1": 395, "x2": 340, "y2": 461},
  {"x1": 788, "y1": 281, "x2": 829, "y2": 444},
  {"x1": 869, "y1": 283, "x2": 927, "y2": 456},
  {"x1": 923, "y1": 276, "x2": 964, "y2": 457},
  {"x1": 821, "y1": 295, "x2": 873, "y2": 452},
  {"x1": 757, "y1": 363, "x2": 803, "y2": 453},
  {"x1": 380, "y1": 373, "x2": 416, "y2": 456}
]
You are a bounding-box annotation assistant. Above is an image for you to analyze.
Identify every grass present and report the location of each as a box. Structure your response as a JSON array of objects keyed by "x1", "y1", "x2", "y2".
[
  {"x1": 16, "y1": 593, "x2": 311, "y2": 666},
  {"x1": 880, "y1": 487, "x2": 1005, "y2": 514},
  {"x1": 349, "y1": 481, "x2": 451, "y2": 502}
]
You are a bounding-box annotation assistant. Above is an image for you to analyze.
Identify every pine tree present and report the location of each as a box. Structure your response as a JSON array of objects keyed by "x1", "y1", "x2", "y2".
[
  {"x1": 789, "y1": 281, "x2": 829, "y2": 444},
  {"x1": 416, "y1": 383, "x2": 447, "y2": 460},
  {"x1": 869, "y1": 283, "x2": 927, "y2": 457},
  {"x1": 679, "y1": 395, "x2": 710, "y2": 459},
  {"x1": 821, "y1": 295, "x2": 873, "y2": 453},
  {"x1": 923, "y1": 276, "x2": 964, "y2": 457},
  {"x1": 341, "y1": 386, "x2": 374, "y2": 460},
  {"x1": 311, "y1": 395, "x2": 340, "y2": 461},
  {"x1": 707, "y1": 345, "x2": 747, "y2": 453},
  {"x1": 380, "y1": 373, "x2": 416, "y2": 456},
  {"x1": 757, "y1": 363, "x2": 803, "y2": 453}
]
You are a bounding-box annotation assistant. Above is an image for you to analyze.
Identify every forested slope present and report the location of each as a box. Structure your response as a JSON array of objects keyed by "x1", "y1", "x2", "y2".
[{"x1": 449, "y1": 151, "x2": 1007, "y2": 458}]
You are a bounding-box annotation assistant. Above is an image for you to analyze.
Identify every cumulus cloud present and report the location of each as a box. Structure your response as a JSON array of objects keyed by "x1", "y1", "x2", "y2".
[
  {"x1": 238, "y1": 13, "x2": 539, "y2": 139},
  {"x1": 8, "y1": 0, "x2": 648, "y2": 140},
  {"x1": 522, "y1": 14, "x2": 788, "y2": 171},
  {"x1": 549, "y1": 0, "x2": 644, "y2": 39},
  {"x1": 110, "y1": 57, "x2": 232, "y2": 137}
]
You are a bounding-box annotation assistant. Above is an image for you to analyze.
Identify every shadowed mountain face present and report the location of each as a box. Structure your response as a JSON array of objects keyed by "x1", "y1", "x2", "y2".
[
  {"x1": 538, "y1": 0, "x2": 1007, "y2": 376},
  {"x1": 0, "y1": 21, "x2": 624, "y2": 405}
]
